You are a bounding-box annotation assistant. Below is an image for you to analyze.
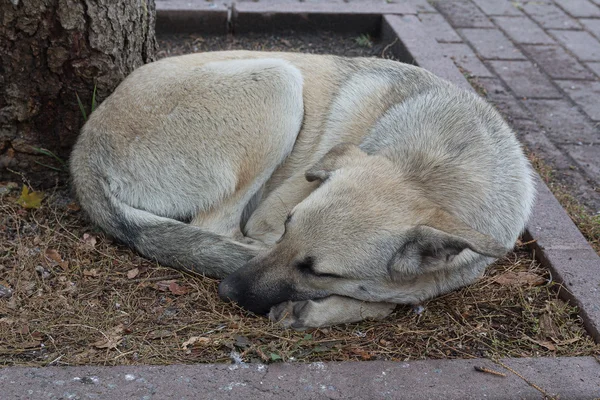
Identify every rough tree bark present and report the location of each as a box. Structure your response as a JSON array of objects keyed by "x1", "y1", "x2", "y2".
[{"x1": 0, "y1": 0, "x2": 157, "y2": 186}]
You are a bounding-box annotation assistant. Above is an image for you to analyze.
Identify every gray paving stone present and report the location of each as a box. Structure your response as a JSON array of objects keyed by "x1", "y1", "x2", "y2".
[
  {"x1": 441, "y1": 43, "x2": 494, "y2": 77},
  {"x1": 587, "y1": 61, "x2": 600, "y2": 76},
  {"x1": 581, "y1": 17, "x2": 600, "y2": 39},
  {"x1": 493, "y1": 16, "x2": 555, "y2": 44},
  {"x1": 155, "y1": 0, "x2": 229, "y2": 34},
  {"x1": 406, "y1": 0, "x2": 436, "y2": 13},
  {"x1": 554, "y1": 0, "x2": 600, "y2": 18},
  {"x1": 382, "y1": 15, "x2": 473, "y2": 91},
  {"x1": 2, "y1": 357, "x2": 600, "y2": 400},
  {"x1": 489, "y1": 60, "x2": 562, "y2": 98},
  {"x1": 522, "y1": 44, "x2": 596, "y2": 79},
  {"x1": 471, "y1": 0, "x2": 523, "y2": 16},
  {"x1": 434, "y1": 0, "x2": 494, "y2": 28},
  {"x1": 523, "y1": 2, "x2": 582, "y2": 29},
  {"x1": 550, "y1": 29, "x2": 600, "y2": 61},
  {"x1": 511, "y1": 118, "x2": 600, "y2": 211},
  {"x1": 563, "y1": 143, "x2": 600, "y2": 184},
  {"x1": 476, "y1": 77, "x2": 530, "y2": 118},
  {"x1": 419, "y1": 13, "x2": 462, "y2": 43},
  {"x1": 556, "y1": 79, "x2": 600, "y2": 120},
  {"x1": 523, "y1": 99, "x2": 599, "y2": 143},
  {"x1": 460, "y1": 28, "x2": 526, "y2": 59}
]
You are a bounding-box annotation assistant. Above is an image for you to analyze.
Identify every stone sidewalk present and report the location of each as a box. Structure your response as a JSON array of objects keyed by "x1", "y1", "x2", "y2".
[{"x1": 412, "y1": 0, "x2": 600, "y2": 213}]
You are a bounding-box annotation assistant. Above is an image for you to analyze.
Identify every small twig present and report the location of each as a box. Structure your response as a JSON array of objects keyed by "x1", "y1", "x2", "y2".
[
  {"x1": 46, "y1": 355, "x2": 63, "y2": 366},
  {"x1": 474, "y1": 366, "x2": 506, "y2": 377},
  {"x1": 126, "y1": 274, "x2": 182, "y2": 284},
  {"x1": 491, "y1": 358, "x2": 557, "y2": 400},
  {"x1": 381, "y1": 38, "x2": 399, "y2": 58}
]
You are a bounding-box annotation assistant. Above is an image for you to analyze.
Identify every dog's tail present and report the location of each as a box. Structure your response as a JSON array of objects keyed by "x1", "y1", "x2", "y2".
[{"x1": 70, "y1": 164, "x2": 259, "y2": 279}]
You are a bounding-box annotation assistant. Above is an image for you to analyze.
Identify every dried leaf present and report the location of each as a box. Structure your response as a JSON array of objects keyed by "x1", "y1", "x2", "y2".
[
  {"x1": 148, "y1": 329, "x2": 173, "y2": 340},
  {"x1": 493, "y1": 272, "x2": 545, "y2": 286},
  {"x1": 525, "y1": 335, "x2": 556, "y2": 351},
  {"x1": 538, "y1": 313, "x2": 560, "y2": 339},
  {"x1": 182, "y1": 336, "x2": 211, "y2": 350},
  {"x1": 551, "y1": 337, "x2": 581, "y2": 346},
  {"x1": 127, "y1": 268, "x2": 139, "y2": 279},
  {"x1": 168, "y1": 281, "x2": 189, "y2": 296},
  {"x1": 82, "y1": 233, "x2": 97, "y2": 247},
  {"x1": 44, "y1": 248, "x2": 68, "y2": 270},
  {"x1": 83, "y1": 268, "x2": 99, "y2": 277},
  {"x1": 92, "y1": 325, "x2": 123, "y2": 349},
  {"x1": 154, "y1": 280, "x2": 176, "y2": 292},
  {"x1": 66, "y1": 202, "x2": 80, "y2": 211},
  {"x1": 16, "y1": 185, "x2": 44, "y2": 209}
]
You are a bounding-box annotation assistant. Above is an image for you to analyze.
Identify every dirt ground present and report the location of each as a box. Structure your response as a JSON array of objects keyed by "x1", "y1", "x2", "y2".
[{"x1": 1, "y1": 32, "x2": 598, "y2": 367}]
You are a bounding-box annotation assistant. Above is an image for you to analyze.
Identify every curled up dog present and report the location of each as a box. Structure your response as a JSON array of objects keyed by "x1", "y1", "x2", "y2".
[{"x1": 70, "y1": 51, "x2": 535, "y2": 330}]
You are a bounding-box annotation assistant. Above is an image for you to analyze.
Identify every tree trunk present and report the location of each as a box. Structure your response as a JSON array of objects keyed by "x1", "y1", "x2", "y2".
[{"x1": 0, "y1": 0, "x2": 157, "y2": 186}]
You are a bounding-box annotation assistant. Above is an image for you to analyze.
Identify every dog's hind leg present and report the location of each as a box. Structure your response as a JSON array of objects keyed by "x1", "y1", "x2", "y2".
[{"x1": 269, "y1": 296, "x2": 396, "y2": 330}]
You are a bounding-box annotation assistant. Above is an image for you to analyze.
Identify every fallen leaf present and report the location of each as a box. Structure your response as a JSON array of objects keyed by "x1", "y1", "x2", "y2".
[
  {"x1": 44, "y1": 248, "x2": 68, "y2": 270},
  {"x1": 127, "y1": 268, "x2": 139, "y2": 279},
  {"x1": 148, "y1": 330, "x2": 173, "y2": 340},
  {"x1": 83, "y1": 268, "x2": 99, "y2": 277},
  {"x1": 524, "y1": 335, "x2": 556, "y2": 351},
  {"x1": 16, "y1": 185, "x2": 44, "y2": 209},
  {"x1": 537, "y1": 341, "x2": 556, "y2": 351},
  {"x1": 350, "y1": 347, "x2": 373, "y2": 360},
  {"x1": 92, "y1": 325, "x2": 123, "y2": 349},
  {"x1": 168, "y1": 281, "x2": 189, "y2": 296},
  {"x1": 82, "y1": 233, "x2": 97, "y2": 247},
  {"x1": 182, "y1": 336, "x2": 211, "y2": 350},
  {"x1": 66, "y1": 202, "x2": 80, "y2": 211},
  {"x1": 31, "y1": 331, "x2": 44, "y2": 340},
  {"x1": 492, "y1": 272, "x2": 545, "y2": 286},
  {"x1": 551, "y1": 337, "x2": 581, "y2": 346},
  {"x1": 538, "y1": 313, "x2": 560, "y2": 339},
  {"x1": 155, "y1": 280, "x2": 176, "y2": 292}
]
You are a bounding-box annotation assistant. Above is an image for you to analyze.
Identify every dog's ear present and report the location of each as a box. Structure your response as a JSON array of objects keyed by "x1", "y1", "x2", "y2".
[
  {"x1": 389, "y1": 211, "x2": 508, "y2": 278},
  {"x1": 305, "y1": 143, "x2": 366, "y2": 182}
]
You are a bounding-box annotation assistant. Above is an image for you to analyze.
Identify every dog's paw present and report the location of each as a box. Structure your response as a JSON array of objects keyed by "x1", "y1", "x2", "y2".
[
  {"x1": 268, "y1": 299, "x2": 319, "y2": 331},
  {"x1": 269, "y1": 296, "x2": 397, "y2": 330}
]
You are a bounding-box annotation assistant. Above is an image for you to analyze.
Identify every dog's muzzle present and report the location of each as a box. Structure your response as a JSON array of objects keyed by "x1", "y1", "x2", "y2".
[{"x1": 218, "y1": 269, "x2": 297, "y2": 316}]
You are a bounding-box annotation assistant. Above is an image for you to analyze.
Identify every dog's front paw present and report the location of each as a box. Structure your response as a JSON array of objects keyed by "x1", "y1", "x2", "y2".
[
  {"x1": 268, "y1": 300, "x2": 318, "y2": 331},
  {"x1": 269, "y1": 296, "x2": 397, "y2": 330}
]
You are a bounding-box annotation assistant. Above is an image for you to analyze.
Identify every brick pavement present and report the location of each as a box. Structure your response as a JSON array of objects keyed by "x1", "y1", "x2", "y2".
[{"x1": 418, "y1": 0, "x2": 600, "y2": 213}]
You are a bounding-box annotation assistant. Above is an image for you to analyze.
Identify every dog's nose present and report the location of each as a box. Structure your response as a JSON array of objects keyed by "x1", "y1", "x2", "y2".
[{"x1": 218, "y1": 278, "x2": 238, "y2": 302}]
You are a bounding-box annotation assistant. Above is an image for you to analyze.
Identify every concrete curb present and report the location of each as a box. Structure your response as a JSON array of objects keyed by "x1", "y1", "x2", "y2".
[{"x1": 2, "y1": 357, "x2": 599, "y2": 399}]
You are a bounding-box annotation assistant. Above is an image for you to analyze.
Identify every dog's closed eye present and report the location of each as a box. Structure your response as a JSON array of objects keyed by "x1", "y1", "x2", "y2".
[{"x1": 296, "y1": 257, "x2": 342, "y2": 278}]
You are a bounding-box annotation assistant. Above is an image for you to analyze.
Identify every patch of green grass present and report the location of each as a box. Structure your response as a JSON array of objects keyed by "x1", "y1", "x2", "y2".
[
  {"x1": 75, "y1": 84, "x2": 98, "y2": 121},
  {"x1": 355, "y1": 34, "x2": 373, "y2": 48},
  {"x1": 32, "y1": 147, "x2": 68, "y2": 173}
]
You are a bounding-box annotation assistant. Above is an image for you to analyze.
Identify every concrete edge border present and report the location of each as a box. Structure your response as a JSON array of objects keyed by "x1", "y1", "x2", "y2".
[{"x1": 2, "y1": 356, "x2": 599, "y2": 399}]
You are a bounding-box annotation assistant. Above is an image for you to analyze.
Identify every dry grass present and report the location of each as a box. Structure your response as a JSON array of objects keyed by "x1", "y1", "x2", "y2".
[{"x1": 1, "y1": 183, "x2": 598, "y2": 367}]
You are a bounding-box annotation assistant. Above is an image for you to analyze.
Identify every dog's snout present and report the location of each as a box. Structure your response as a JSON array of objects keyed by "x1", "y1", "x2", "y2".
[{"x1": 218, "y1": 277, "x2": 238, "y2": 303}]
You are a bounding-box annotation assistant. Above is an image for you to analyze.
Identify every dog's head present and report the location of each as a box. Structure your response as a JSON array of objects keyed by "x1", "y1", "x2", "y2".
[{"x1": 219, "y1": 144, "x2": 507, "y2": 315}]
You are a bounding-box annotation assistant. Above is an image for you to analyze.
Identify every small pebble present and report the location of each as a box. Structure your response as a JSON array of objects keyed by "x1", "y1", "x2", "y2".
[{"x1": 0, "y1": 283, "x2": 12, "y2": 298}]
